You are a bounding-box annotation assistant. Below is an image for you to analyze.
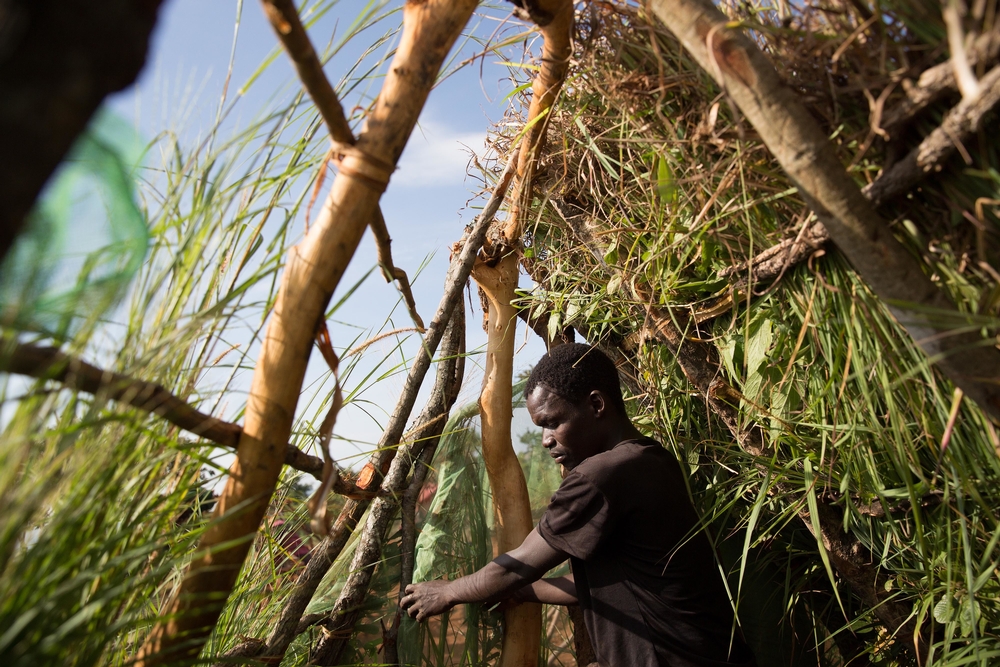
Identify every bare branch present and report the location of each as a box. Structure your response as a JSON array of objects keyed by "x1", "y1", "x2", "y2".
[
  {"x1": 371, "y1": 208, "x2": 425, "y2": 330},
  {"x1": 881, "y1": 25, "x2": 1000, "y2": 137},
  {"x1": 0, "y1": 341, "x2": 389, "y2": 497},
  {"x1": 864, "y1": 63, "x2": 1000, "y2": 207},
  {"x1": 309, "y1": 305, "x2": 465, "y2": 665},
  {"x1": 260, "y1": 0, "x2": 353, "y2": 144},
  {"x1": 134, "y1": 2, "x2": 480, "y2": 662},
  {"x1": 730, "y1": 62, "x2": 1000, "y2": 290},
  {"x1": 943, "y1": 0, "x2": 981, "y2": 101},
  {"x1": 243, "y1": 149, "x2": 521, "y2": 665},
  {"x1": 262, "y1": 0, "x2": 425, "y2": 331}
]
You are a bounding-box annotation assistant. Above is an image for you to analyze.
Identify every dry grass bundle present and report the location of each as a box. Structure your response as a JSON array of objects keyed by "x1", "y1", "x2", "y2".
[{"x1": 499, "y1": 1, "x2": 1000, "y2": 664}]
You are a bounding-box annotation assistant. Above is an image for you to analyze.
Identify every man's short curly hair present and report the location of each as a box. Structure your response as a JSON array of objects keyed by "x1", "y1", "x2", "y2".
[{"x1": 525, "y1": 343, "x2": 626, "y2": 413}]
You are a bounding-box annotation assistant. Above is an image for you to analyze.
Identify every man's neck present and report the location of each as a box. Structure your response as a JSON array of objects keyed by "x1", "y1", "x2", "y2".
[{"x1": 603, "y1": 421, "x2": 645, "y2": 452}]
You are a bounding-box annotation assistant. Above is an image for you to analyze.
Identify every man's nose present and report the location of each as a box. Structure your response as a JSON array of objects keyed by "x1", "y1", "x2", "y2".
[{"x1": 541, "y1": 429, "x2": 556, "y2": 449}]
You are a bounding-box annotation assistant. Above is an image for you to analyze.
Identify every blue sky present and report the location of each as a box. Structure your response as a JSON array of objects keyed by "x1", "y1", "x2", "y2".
[{"x1": 109, "y1": 0, "x2": 546, "y2": 465}]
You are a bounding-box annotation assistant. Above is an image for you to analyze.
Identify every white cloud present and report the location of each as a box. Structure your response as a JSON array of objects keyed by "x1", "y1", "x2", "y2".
[{"x1": 392, "y1": 119, "x2": 487, "y2": 189}]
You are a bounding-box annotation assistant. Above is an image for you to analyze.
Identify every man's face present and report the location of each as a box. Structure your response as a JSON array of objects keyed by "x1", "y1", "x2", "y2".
[{"x1": 526, "y1": 384, "x2": 608, "y2": 470}]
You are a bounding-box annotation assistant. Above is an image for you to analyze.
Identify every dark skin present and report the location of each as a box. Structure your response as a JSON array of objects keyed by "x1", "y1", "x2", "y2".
[{"x1": 400, "y1": 383, "x2": 643, "y2": 622}]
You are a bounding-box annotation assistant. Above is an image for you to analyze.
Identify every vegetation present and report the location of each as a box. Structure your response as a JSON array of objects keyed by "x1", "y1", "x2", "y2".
[{"x1": 2, "y1": 0, "x2": 1000, "y2": 666}]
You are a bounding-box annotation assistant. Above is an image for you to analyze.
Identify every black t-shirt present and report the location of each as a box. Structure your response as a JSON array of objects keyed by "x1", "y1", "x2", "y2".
[{"x1": 537, "y1": 438, "x2": 755, "y2": 667}]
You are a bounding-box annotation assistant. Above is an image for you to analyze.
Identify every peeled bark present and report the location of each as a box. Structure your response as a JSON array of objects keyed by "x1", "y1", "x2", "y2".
[
  {"x1": 501, "y1": 0, "x2": 575, "y2": 246},
  {"x1": 463, "y1": 6, "x2": 574, "y2": 664},
  {"x1": 261, "y1": 0, "x2": 424, "y2": 331},
  {"x1": 134, "y1": 1, "x2": 478, "y2": 664},
  {"x1": 648, "y1": 0, "x2": 1000, "y2": 423},
  {"x1": 471, "y1": 252, "x2": 541, "y2": 667}
]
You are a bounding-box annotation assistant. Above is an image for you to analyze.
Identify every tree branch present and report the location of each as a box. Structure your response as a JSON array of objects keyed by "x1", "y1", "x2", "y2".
[
  {"x1": 0, "y1": 341, "x2": 388, "y2": 495},
  {"x1": 261, "y1": 0, "x2": 425, "y2": 331},
  {"x1": 725, "y1": 61, "x2": 1000, "y2": 291},
  {"x1": 309, "y1": 305, "x2": 465, "y2": 665},
  {"x1": 224, "y1": 149, "x2": 522, "y2": 665},
  {"x1": 864, "y1": 62, "x2": 1000, "y2": 207},
  {"x1": 880, "y1": 26, "x2": 1000, "y2": 137},
  {"x1": 134, "y1": 2, "x2": 480, "y2": 663}
]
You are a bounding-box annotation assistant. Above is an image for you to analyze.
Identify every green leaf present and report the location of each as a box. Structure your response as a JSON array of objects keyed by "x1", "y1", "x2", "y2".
[
  {"x1": 607, "y1": 274, "x2": 622, "y2": 295},
  {"x1": 933, "y1": 595, "x2": 953, "y2": 624},
  {"x1": 960, "y1": 597, "x2": 980, "y2": 637},
  {"x1": 656, "y1": 156, "x2": 677, "y2": 203},
  {"x1": 805, "y1": 458, "x2": 845, "y2": 615},
  {"x1": 744, "y1": 318, "x2": 773, "y2": 402},
  {"x1": 547, "y1": 310, "x2": 562, "y2": 342}
]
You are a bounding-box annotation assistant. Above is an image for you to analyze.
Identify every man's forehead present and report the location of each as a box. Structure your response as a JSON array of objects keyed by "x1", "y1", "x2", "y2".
[{"x1": 527, "y1": 384, "x2": 583, "y2": 410}]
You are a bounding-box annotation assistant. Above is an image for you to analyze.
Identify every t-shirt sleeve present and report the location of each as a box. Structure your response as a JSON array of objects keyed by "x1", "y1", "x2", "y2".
[{"x1": 537, "y1": 471, "x2": 615, "y2": 560}]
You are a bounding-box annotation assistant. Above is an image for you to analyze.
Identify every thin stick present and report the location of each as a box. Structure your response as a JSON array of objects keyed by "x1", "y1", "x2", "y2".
[
  {"x1": 371, "y1": 208, "x2": 425, "y2": 330},
  {"x1": 729, "y1": 62, "x2": 1000, "y2": 289},
  {"x1": 260, "y1": 0, "x2": 354, "y2": 144}
]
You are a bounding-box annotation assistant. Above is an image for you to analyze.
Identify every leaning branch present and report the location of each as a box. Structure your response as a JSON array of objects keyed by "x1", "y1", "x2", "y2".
[
  {"x1": 648, "y1": 0, "x2": 1000, "y2": 423},
  {"x1": 242, "y1": 149, "x2": 521, "y2": 665},
  {"x1": 880, "y1": 25, "x2": 1000, "y2": 137},
  {"x1": 261, "y1": 0, "x2": 424, "y2": 331},
  {"x1": 309, "y1": 305, "x2": 465, "y2": 665},
  {"x1": 726, "y1": 62, "x2": 1000, "y2": 289},
  {"x1": 0, "y1": 341, "x2": 393, "y2": 496}
]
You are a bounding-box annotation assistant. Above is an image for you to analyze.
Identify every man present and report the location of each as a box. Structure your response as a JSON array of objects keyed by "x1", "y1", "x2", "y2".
[{"x1": 401, "y1": 344, "x2": 755, "y2": 667}]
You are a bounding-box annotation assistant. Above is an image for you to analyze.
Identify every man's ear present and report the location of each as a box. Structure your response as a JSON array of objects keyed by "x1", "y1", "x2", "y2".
[{"x1": 588, "y1": 390, "x2": 607, "y2": 417}]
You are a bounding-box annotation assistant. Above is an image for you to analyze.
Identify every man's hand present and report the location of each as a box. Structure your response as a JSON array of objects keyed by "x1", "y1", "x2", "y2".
[{"x1": 400, "y1": 580, "x2": 456, "y2": 622}]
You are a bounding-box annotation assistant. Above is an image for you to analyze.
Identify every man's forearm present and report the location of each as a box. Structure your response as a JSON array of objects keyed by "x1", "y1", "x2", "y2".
[
  {"x1": 515, "y1": 575, "x2": 577, "y2": 605},
  {"x1": 444, "y1": 554, "x2": 547, "y2": 606},
  {"x1": 402, "y1": 527, "x2": 569, "y2": 621}
]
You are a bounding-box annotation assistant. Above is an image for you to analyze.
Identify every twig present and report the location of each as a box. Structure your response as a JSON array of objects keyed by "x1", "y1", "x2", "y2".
[
  {"x1": 371, "y1": 208, "x2": 425, "y2": 330},
  {"x1": 260, "y1": 0, "x2": 354, "y2": 144},
  {"x1": 309, "y1": 305, "x2": 465, "y2": 665},
  {"x1": 0, "y1": 341, "x2": 390, "y2": 496}
]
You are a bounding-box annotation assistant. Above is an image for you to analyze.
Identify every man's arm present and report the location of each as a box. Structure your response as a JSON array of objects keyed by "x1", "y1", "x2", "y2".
[
  {"x1": 513, "y1": 574, "x2": 577, "y2": 605},
  {"x1": 400, "y1": 527, "x2": 568, "y2": 621}
]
